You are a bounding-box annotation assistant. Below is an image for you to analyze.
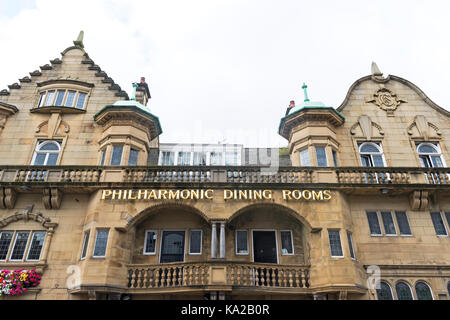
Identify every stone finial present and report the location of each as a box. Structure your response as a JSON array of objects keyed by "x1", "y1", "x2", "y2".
[
  {"x1": 131, "y1": 83, "x2": 138, "y2": 101},
  {"x1": 73, "y1": 30, "x2": 84, "y2": 48},
  {"x1": 302, "y1": 83, "x2": 310, "y2": 102},
  {"x1": 371, "y1": 61, "x2": 382, "y2": 76}
]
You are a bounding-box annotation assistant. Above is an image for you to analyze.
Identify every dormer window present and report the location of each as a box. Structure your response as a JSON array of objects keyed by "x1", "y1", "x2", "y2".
[{"x1": 37, "y1": 89, "x2": 88, "y2": 109}]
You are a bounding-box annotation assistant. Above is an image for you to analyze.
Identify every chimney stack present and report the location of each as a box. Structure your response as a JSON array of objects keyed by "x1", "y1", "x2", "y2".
[
  {"x1": 135, "y1": 76, "x2": 151, "y2": 106},
  {"x1": 286, "y1": 100, "x2": 295, "y2": 115}
]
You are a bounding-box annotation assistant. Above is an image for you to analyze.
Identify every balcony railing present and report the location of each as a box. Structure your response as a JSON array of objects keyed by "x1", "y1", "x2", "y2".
[
  {"x1": 0, "y1": 165, "x2": 449, "y2": 185},
  {"x1": 127, "y1": 262, "x2": 310, "y2": 290}
]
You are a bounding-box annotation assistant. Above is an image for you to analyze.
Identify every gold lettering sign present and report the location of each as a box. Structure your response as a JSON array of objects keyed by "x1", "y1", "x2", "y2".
[{"x1": 101, "y1": 189, "x2": 332, "y2": 201}]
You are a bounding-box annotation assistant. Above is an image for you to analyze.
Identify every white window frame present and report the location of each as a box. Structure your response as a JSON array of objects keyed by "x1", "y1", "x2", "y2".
[
  {"x1": 0, "y1": 231, "x2": 14, "y2": 261},
  {"x1": 395, "y1": 280, "x2": 415, "y2": 300},
  {"x1": 158, "y1": 229, "x2": 187, "y2": 264},
  {"x1": 414, "y1": 281, "x2": 434, "y2": 300},
  {"x1": 235, "y1": 230, "x2": 249, "y2": 255},
  {"x1": 430, "y1": 211, "x2": 448, "y2": 237},
  {"x1": 359, "y1": 142, "x2": 387, "y2": 167},
  {"x1": 366, "y1": 211, "x2": 383, "y2": 237},
  {"x1": 251, "y1": 229, "x2": 279, "y2": 264},
  {"x1": 280, "y1": 230, "x2": 295, "y2": 255},
  {"x1": 188, "y1": 229, "x2": 202, "y2": 255},
  {"x1": 377, "y1": 280, "x2": 395, "y2": 300},
  {"x1": 9, "y1": 231, "x2": 31, "y2": 262},
  {"x1": 26, "y1": 231, "x2": 46, "y2": 261},
  {"x1": 347, "y1": 231, "x2": 356, "y2": 260},
  {"x1": 143, "y1": 230, "x2": 158, "y2": 255},
  {"x1": 92, "y1": 229, "x2": 109, "y2": 258},
  {"x1": 417, "y1": 142, "x2": 446, "y2": 168},
  {"x1": 80, "y1": 230, "x2": 90, "y2": 260},
  {"x1": 380, "y1": 211, "x2": 398, "y2": 237},
  {"x1": 328, "y1": 229, "x2": 344, "y2": 258},
  {"x1": 37, "y1": 89, "x2": 89, "y2": 109},
  {"x1": 31, "y1": 140, "x2": 61, "y2": 166},
  {"x1": 395, "y1": 211, "x2": 413, "y2": 237}
]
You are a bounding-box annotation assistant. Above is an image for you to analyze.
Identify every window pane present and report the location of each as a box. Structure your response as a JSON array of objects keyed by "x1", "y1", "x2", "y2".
[
  {"x1": 161, "y1": 152, "x2": 174, "y2": 165},
  {"x1": 27, "y1": 231, "x2": 46, "y2": 260},
  {"x1": 376, "y1": 281, "x2": 393, "y2": 300},
  {"x1": 430, "y1": 212, "x2": 447, "y2": 236},
  {"x1": 210, "y1": 152, "x2": 222, "y2": 165},
  {"x1": 189, "y1": 230, "x2": 202, "y2": 254},
  {"x1": 328, "y1": 230, "x2": 343, "y2": 257},
  {"x1": 225, "y1": 152, "x2": 238, "y2": 165},
  {"x1": 395, "y1": 211, "x2": 412, "y2": 235},
  {"x1": 144, "y1": 231, "x2": 157, "y2": 254},
  {"x1": 315, "y1": 147, "x2": 327, "y2": 166},
  {"x1": 300, "y1": 149, "x2": 310, "y2": 166},
  {"x1": 47, "y1": 153, "x2": 58, "y2": 165},
  {"x1": 419, "y1": 156, "x2": 431, "y2": 168},
  {"x1": 38, "y1": 92, "x2": 46, "y2": 107},
  {"x1": 372, "y1": 155, "x2": 384, "y2": 167},
  {"x1": 178, "y1": 152, "x2": 191, "y2": 166},
  {"x1": 280, "y1": 231, "x2": 293, "y2": 254},
  {"x1": 33, "y1": 153, "x2": 46, "y2": 165},
  {"x1": 0, "y1": 231, "x2": 13, "y2": 260},
  {"x1": 360, "y1": 143, "x2": 380, "y2": 153},
  {"x1": 193, "y1": 152, "x2": 207, "y2": 165},
  {"x1": 93, "y1": 229, "x2": 109, "y2": 257},
  {"x1": 366, "y1": 211, "x2": 382, "y2": 235},
  {"x1": 40, "y1": 141, "x2": 60, "y2": 151},
  {"x1": 76, "y1": 93, "x2": 87, "y2": 109},
  {"x1": 431, "y1": 156, "x2": 443, "y2": 168},
  {"x1": 396, "y1": 282, "x2": 413, "y2": 300},
  {"x1": 332, "y1": 150, "x2": 338, "y2": 167},
  {"x1": 347, "y1": 232, "x2": 355, "y2": 259},
  {"x1": 236, "y1": 230, "x2": 248, "y2": 254},
  {"x1": 128, "y1": 149, "x2": 139, "y2": 166},
  {"x1": 65, "y1": 91, "x2": 76, "y2": 107},
  {"x1": 381, "y1": 211, "x2": 396, "y2": 235},
  {"x1": 361, "y1": 155, "x2": 372, "y2": 167},
  {"x1": 10, "y1": 231, "x2": 30, "y2": 260},
  {"x1": 44, "y1": 91, "x2": 55, "y2": 106},
  {"x1": 110, "y1": 145, "x2": 123, "y2": 165},
  {"x1": 81, "y1": 231, "x2": 90, "y2": 259},
  {"x1": 100, "y1": 149, "x2": 106, "y2": 165},
  {"x1": 55, "y1": 90, "x2": 65, "y2": 106},
  {"x1": 415, "y1": 282, "x2": 433, "y2": 300},
  {"x1": 418, "y1": 144, "x2": 438, "y2": 154}
]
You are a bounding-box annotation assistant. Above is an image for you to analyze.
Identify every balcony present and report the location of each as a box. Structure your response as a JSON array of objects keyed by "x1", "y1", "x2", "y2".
[
  {"x1": 0, "y1": 165, "x2": 449, "y2": 186},
  {"x1": 126, "y1": 261, "x2": 310, "y2": 294}
]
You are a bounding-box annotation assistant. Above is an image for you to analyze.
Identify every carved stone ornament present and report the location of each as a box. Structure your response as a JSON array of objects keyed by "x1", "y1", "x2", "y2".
[
  {"x1": 407, "y1": 115, "x2": 441, "y2": 140},
  {"x1": 350, "y1": 115, "x2": 384, "y2": 140},
  {"x1": 366, "y1": 87, "x2": 407, "y2": 114}
]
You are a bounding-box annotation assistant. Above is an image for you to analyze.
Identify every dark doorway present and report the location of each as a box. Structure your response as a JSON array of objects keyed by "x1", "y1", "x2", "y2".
[
  {"x1": 253, "y1": 231, "x2": 277, "y2": 263},
  {"x1": 160, "y1": 231, "x2": 185, "y2": 263}
]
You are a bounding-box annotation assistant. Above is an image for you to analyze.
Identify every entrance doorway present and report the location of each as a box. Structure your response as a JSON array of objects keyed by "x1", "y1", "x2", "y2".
[
  {"x1": 253, "y1": 231, "x2": 278, "y2": 263},
  {"x1": 160, "y1": 231, "x2": 185, "y2": 263}
]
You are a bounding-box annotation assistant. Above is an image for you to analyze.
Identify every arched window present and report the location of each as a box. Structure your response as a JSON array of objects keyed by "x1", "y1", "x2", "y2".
[
  {"x1": 447, "y1": 281, "x2": 450, "y2": 296},
  {"x1": 376, "y1": 281, "x2": 394, "y2": 300},
  {"x1": 417, "y1": 143, "x2": 445, "y2": 168},
  {"x1": 31, "y1": 140, "x2": 61, "y2": 165},
  {"x1": 395, "y1": 281, "x2": 414, "y2": 300},
  {"x1": 359, "y1": 142, "x2": 385, "y2": 167},
  {"x1": 415, "y1": 281, "x2": 433, "y2": 300}
]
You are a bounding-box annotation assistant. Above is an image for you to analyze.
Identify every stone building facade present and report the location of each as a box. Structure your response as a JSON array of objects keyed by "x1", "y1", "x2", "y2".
[{"x1": 0, "y1": 33, "x2": 449, "y2": 300}]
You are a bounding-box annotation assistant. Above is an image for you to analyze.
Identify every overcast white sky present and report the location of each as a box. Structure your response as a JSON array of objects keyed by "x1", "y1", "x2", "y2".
[{"x1": 0, "y1": 0, "x2": 449, "y2": 147}]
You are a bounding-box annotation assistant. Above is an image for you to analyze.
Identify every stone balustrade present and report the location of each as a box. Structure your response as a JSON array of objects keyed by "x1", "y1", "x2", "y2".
[{"x1": 0, "y1": 165, "x2": 449, "y2": 186}]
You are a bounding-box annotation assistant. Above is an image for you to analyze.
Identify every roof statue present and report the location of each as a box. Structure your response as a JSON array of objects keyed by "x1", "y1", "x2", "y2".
[
  {"x1": 131, "y1": 82, "x2": 138, "y2": 101},
  {"x1": 73, "y1": 30, "x2": 84, "y2": 48},
  {"x1": 371, "y1": 61, "x2": 382, "y2": 76}
]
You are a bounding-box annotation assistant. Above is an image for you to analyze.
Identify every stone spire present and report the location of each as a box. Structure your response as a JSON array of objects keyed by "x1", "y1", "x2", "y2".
[
  {"x1": 73, "y1": 30, "x2": 84, "y2": 48},
  {"x1": 371, "y1": 61, "x2": 382, "y2": 76}
]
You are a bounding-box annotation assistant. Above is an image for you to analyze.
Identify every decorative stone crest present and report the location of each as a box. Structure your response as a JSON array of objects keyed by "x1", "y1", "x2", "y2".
[
  {"x1": 366, "y1": 87, "x2": 407, "y2": 115},
  {"x1": 350, "y1": 115, "x2": 384, "y2": 140}
]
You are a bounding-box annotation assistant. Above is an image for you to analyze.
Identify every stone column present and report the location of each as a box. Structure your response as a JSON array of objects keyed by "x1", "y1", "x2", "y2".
[
  {"x1": 219, "y1": 221, "x2": 226, "y2": 259},
  {"x1": 211, "y1": 222, "x2": 217, "y2": 258}
]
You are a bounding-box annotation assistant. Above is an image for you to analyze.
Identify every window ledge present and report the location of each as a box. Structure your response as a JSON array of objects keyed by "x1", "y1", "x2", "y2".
[
  {"x1": 30, "y1": 106, "x2": 86, "y2": 114},
  {"x1": 0, "y1": 261, "x2": 47, "y2": 274}
]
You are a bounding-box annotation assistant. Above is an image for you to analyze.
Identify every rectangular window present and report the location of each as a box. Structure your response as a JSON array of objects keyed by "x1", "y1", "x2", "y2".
[
  {"x1": 81, "y1": 231, "x2": 90, "y2": 260},
  {"x1": 144, "y1": 230, "x2": 157, "y2": 254},
  {"x1": 328, "y1": 230, "x2": 343, "y2": 257},
  {"x1": 55, "y1": 90, "x2": 66, "y2": 106},
  {"x1": 235, "y1": 230, "x2": 248, "y2": 255},
  {"x1": 10, "y1": 231, "x2": 30, "y2": 261},
  {"x1": 161, "y1": 151, "x2": 174, "y2": 165},
  {"x1": 280, "y1": 230, "x2": 294, "y2": 255},
  {"x1": 193, "y1": 152, "x2": 207, "y2": 166},
  {"x1": 44, "y1": 90, "x2": 55, "y2": 106},
  {"x1": 225, "y1": 152, "x2": 238, "y2": 165},
  {"x1": 381, "y1": 211, "x2": 397, "y2": 235},
  {"x1": 93, "y1": 229, "x2": 109, "y2": 257},
  {"x1": 65, "y1": 90, "x2": 76, "y2": 107},
  {"x1": 347, "y1": 232, "x2": 355, "y2": 259},
  {"x1": 315, "y1": 146, "x2": 328, "y2": 167},
  {"x1": 110, "y1": 145, "x2": 123, "y2": 165},
  {"x1": 100, "y1": 149, "x2": 106, "y2": 165},
  {"x1": 128, "y1": 148, "x2": 139, "y2": 166},
  {"x1": 0, "y1": 231, "x2": 13, "y2": 260},
  {"x1": 300, "y1": 149, "x2": 310, "y2": 166},
  {"x1": 177, "y1": 152, "x2": 191, "y2": 166},
  {"x1": 395, "y1": 211, "x2": 412, "y2": 236},
  {"x1": 75, "y1": 92, "x2": 87, "y2": 109},
  {"x1": 366, "y1": 211, "x2": 382, "y2": 236},
  {"x1": 445, "y1": 212, "x2": 450, "y2": 229},
  {"x1": 332, "y1": 150, "x2": 338, "y2": 167},
  {"x1": 189, "y1": 230, "x2": 202, "y2": 255},
  {"x1": 26, "y1": 231, "x2": 46, "y2": 261},
  {"x1": 37, "y1": 92, "x2": 46, "y2": 107},
  {"x1": 210, "y1": 152, "x2": 222, "y2": 165},
  {"x1": 430, "y1": 212, "x2": 448, "y2": 236}
]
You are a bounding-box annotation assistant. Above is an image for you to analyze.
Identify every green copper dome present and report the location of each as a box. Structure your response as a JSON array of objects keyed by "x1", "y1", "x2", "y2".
[{"x1": 287, "y1": 82, "x2": 334, "y2": 115}]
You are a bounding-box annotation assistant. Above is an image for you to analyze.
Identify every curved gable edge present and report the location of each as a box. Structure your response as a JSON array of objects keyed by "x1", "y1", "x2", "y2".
[{"x1": 336, "y1": 75, "x2": 450, "y2": 117}]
